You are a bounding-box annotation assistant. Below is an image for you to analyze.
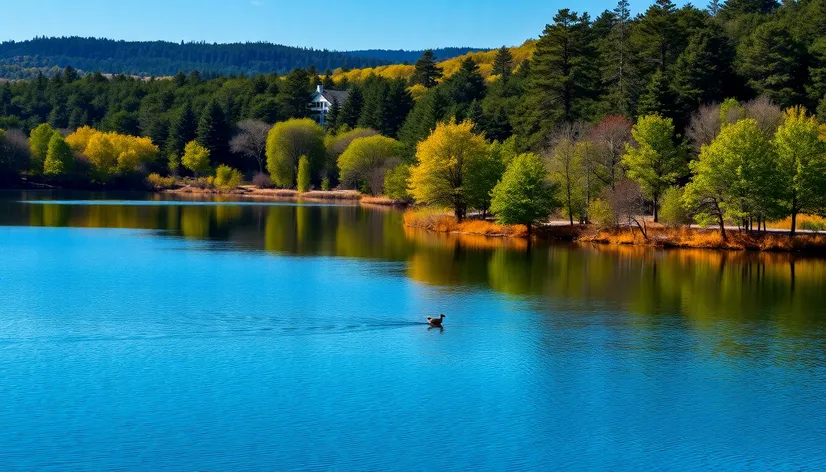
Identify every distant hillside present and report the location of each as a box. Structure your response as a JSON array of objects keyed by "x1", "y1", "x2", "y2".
[
  {"x1": 333, "y1": 41, "x2": 537, "y2": 86},
  {"x1": 342, "y1": 48, "x2": 489, "y2": 64},
  {"x1": 0, "y1": 37, "x2": 392, "y2": 79}
]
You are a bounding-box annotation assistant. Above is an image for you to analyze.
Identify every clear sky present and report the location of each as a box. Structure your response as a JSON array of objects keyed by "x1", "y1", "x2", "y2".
[{"x1": 0, "y1": 0, "x2": 669, "y2": 51}]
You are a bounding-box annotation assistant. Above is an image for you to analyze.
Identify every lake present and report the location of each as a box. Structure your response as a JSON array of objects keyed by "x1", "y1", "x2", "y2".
[{"x1": 1, "y1": 191, "x2": 825, "y2": 471}]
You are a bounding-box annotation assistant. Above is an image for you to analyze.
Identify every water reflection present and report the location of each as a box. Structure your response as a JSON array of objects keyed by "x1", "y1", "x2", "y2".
[{"x1": 3, "y1": 192, "x2": 825, "y2": 341}]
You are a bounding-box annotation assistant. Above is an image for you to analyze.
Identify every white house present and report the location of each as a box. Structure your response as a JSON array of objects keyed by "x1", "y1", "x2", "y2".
[{"x1": 309, "y1": 85, "x2": 349, "y2": 127}]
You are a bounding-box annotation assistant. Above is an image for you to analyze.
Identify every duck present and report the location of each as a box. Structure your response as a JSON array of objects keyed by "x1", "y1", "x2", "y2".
[{"x1": 427, "y1": 314, "x2": 445, "y2": 327}]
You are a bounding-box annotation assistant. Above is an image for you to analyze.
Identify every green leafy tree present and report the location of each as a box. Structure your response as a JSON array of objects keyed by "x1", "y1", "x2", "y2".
[
  {"x1": 43, "y1": 133, "x2": 73, "y2": 176},
  {"x1": 266, "y1": 118, "x2": 325, "y2": 188},
  {"x1": 411, "y1": 50, "x2": 443, "y2": 88},
  {"x1": 683, "y1": 118, "x2": 780, "y2": 239},
  {"x1": 182, "y1": 140, "x2": 211, "y2": 176},
  {"x1": 384, "y1": 164, "x2": 412, "y2": 201},
  {"x1": 213, "y1": 164, "x2": 243, "y2": 190},
  {"x1": 490, "y1": 152, "x2": 560, "y2": 237},
  {"x1": 297, "y1": 156, "x2": 311, "y2": 193},
  {"x1": 659, "y1": 186, "x2": 690, "y2": 226},
  {"x1": 774, "y1": 106, "x2": 826, "y2": 235},
  {"x1": 623, "y1": 114, "x2": 687, "y2": 222},
  {"x1": 29, "y1": 123, "x2": 58, "y2": 173},
  {"x1": 337, "y1": 135, "x2": 401, "y2": 195},
  {"x1": 465, "y1": 142, "x2": 507, "y2": 215}
]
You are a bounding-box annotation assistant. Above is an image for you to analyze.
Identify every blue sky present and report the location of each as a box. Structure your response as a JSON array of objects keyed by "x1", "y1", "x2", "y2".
[{"x1": 1, "y1": 0, "x2": 673, "y2": 50}]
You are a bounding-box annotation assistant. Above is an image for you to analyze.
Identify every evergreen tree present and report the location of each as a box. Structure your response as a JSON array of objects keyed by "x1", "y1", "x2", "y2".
[
  {"x1": 637, "y1": 69, "x2": 677, "y2": 119},
  {"x1": 737, "y1": 21, "x2": 806, "y2": 108},
  {"x1": 517, "y1": 9, "x2": 601, "y2": 148},
  {"x1": 381, "y1": 79, "x2": 414, "y2": 137},
  {"x1": 492, "y1": 46, "x2": 514, "y2": 84},
  {"x1": 444, "y1": 58, "x2": 486, "y2": 107},
  {"x1": 601, "y1": 0, "x2": 636, "y2": 116},
  {"x1": 671, "y1": 24, "x2": 738, "y2": 120},
  {"x1": 411, "y1": 50, "x2": 443, "y2": 88},
  {"x1": 277, "y1": 68, "x2": 311, "y2": 119},
  {"x1": 632, "y1": 0, "x2": 682, "y2": 74},
  {"x1": 197, "y1": 100, "x2": 231, "y2": 165},
  {"x1": 340, "y1": 84, "x2": 364, "y2": 128},
  {"x1": 167, "y1": 103, "x2": 197, "y2": 158},
  {"x1": 326, "y1": 97, "x2": 341, "y2": 131},
  {"x1": 322, "y1": 69, "x2": 335, "y2": 90}
]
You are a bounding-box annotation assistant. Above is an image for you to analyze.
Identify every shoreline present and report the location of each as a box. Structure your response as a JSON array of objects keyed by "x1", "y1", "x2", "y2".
[
  {"x1": 161, "y1": 185, "x2": 408, "y2": 206},
  {"x1": 402, "y1": 210, "x2": 826, "y2": 254}
]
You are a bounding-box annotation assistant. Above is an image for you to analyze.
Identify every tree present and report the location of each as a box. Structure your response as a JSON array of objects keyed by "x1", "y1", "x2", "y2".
[
  {"x1": 492, "y1": 46, "x2": 514, "y2": 84},
  {"x1": 685, "y1": 103, "x2": 722, "y2": 155},
  {"x1": 277, "y1": 68, "x2": 311, "y2": 119},
  {"x1": 213, "y1": 164, "x2": 243, "y2": 190},
  {"x1": 324, "y1": 128, "x2": 379, "y2": 184},
  {"x1": 601, "y1": 0, "x2": 635, "y2": 115},
  {"x1": 773, "y1": 106, "x2": 826, "y2": 235},
  {"x1": 490, "y1": 153, "x2": 560, "y2": 237},
  {"x1": 636, "y1": 68, "x2": 676, "y2": 119},
  {"x1": 465, "y1": 142, "x2": 507, "y2": 215},
  {"x1": 340, "y1": 85, "x2": 364, "y2": 128},
  {"x1": 322, "y1": 69, "x2": 335, "y2": 90},
  {"x1": 266, "y1": 118, "x2": 325, "y2": 188},
  {"x1": 29, "y1": 123, "x2": 58, "y2": 173},
  {"x1": 230, "y1": 120, "x2": 270, "y2": 173},
  {"x1": 737, "y1": 21, "x2": 806, "y2": 108},
  {"x1": 409, "y1": 120, "x2": 489, "y2": 221},
  {"x1": 411, "y1": 50, "x2": 443, "y2": 88},
  {"x1": 659, "y1": 186, "x2": 690, "y2": 226},
  {"x1": 623, "y1": 114, "x2": 687, "y2": 222},
  {"x1": 671, "y1": 25, "x2": 738, "y2": 119},
  {"x1": 337, "y1": 135, "x2": 401, "y2": 195},
  {"x1": 588, "y1": 115, "x2": 632, "y2": 189},
  {"x1": 43, "y1": 133, "x2": 73, "y2": 176},
  {"x1": 166, "y1": 103, "x2": 197, "y2": 158},
  {"x1": 182, "y1": 140, "x2": 211, "y2": 176},
  {"x1": 384, "y1": 164, "x2": 412, "y2": 201},
  {"x1": 196, "y1": 100, "x2": 231, "y2": 165},
  {"x1": 632, "y1": 0, "x2": 682, "y2": 74},
  {"x1": 0, "y1": 129, "x2": 30, "y2": 183},
  {"x1": 683, "y1": 118, "x2": 779, "y2": 239},
  {"x1": 326, "y1": 98, "x2": 341, "y2": 131},
  {"x1": 518, "y1": 9, "x2": 600, "y2": 148},
  {"x1": 297, "y1": 156, "x2": 311, "y2": 193},
  {"x1": 547, "y1": 124, "x2": 588, "y2": 225}
]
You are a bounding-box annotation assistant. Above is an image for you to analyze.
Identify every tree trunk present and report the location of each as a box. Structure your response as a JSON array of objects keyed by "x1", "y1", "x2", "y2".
[
  {"x1": 455, "y1": 206, "x2": 464, "y2": 223},
  {"x1": 718, "y1": 212, "x2": 727, "y2": 241},
  {"x1": 791, "y1": 210, "x2": 797, "y2": 237},
  {"x1": 653, "y1": 193, "x2": 659, "y2": 223},
  {"x1": 527, "y1": 222, "x2": 532, "y2": 239}
]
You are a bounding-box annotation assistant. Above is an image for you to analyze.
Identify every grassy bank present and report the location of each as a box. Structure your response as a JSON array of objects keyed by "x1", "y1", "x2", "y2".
[
  {"x1": 403, "y1": 208, "x2": 826, "y2": 253},
  {"x1": 160, "y1": 184, "x2": 412, "y2": 205}
]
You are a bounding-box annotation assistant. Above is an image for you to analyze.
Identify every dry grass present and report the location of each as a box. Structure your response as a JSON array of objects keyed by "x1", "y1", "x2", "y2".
[
  {"x1": 360, "y1": 196, "x2": 408, "y2": 206},
  {"x1": 403, "y1": 208, "x2": 527, "y2": 237},
  {"x1": 767, "y1": 214, "x2": 826, "y2": 231},
  {"x1": 581, "y1": 226, "x2": 826, "y2": 252}
]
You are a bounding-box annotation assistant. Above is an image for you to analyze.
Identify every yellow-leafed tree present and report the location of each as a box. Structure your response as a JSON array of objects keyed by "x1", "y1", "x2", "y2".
[{"x1": 409, "y1": 120, "x2": 489, "y2": 221}]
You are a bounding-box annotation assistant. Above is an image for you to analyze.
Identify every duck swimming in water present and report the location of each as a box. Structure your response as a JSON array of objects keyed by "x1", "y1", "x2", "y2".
[{"x1": 427, "y1": 314, "x2": 445, "y2": 327}]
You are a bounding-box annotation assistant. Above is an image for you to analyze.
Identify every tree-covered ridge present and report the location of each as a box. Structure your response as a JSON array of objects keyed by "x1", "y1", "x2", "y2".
[
  {"x1": 0, "y1": 37, "x2": 393, "y2": 79},
  {"x1": 342, "y1": 48, "x2": 489, "y2": 64}
]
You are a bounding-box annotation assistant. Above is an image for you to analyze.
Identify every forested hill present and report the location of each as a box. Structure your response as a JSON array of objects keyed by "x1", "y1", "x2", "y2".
[
  {"x1": 342, "y1": 48, "x2": 489, "y2": 64},
  {"x1": 0, "y1": 37, "x2": 396, "y2": 79}
]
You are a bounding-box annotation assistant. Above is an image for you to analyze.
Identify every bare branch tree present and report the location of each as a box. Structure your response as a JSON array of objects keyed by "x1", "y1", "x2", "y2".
[
  {"x1": 686, "y1": 103, "x2": 721, "y2": 155},
  {"x1": 587, "y1": 115, "x2": 632, "y2": 189},
  {"x1": 744, "y1": 95, "x2": 783, "y2": 136},
  {"x1": 230, "y1": 120, "x2": 271, "y2": 173},
  {"x1": 606, "y1": 178, "x2": 649, "y2": 239}
]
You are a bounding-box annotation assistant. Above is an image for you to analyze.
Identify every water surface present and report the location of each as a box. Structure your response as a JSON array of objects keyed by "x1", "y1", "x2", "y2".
[{"x1": 1, "y1": 191, "x2": 824, "y2": 470}]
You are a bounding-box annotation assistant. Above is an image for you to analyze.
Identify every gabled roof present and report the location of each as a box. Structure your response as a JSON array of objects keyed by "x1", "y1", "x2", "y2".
[{"x1": 314, "y1": 89, "x2": 349, "y2": 105}]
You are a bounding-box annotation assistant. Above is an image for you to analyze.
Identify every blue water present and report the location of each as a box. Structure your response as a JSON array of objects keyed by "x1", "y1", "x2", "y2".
[{"x1": 1, "y1": 197, "x2": 825, "y2": 470}]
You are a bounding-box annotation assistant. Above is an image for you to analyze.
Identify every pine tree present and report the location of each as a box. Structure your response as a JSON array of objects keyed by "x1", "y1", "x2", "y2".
[
  {"x1": 737, "y1": 21, "x2": 806, "y2": 108},
  {"x1": 197, "y1": 100, "x2": 231, "y2": 165},
  {"x1": 517, "y1": 9, "x2": 601, "y2": 147},
  {"x1": 636, "y1": 69, "x2": 676, "y2": 118},
  {"x1": 601, "y1": 0, "x2": 635, "y2": 116},
  {"x1": 411, "y1": 50, "x2": 443, "y2": 88},
  {"x1": 381, "y1": 79, "x2": 414, "y2": 137},
  {"x1": 167, "y1": 103, "x2": 197, "y2": 157},
  {"x1": 322, "y1": 69, "x2": 335, "y2": 90},
  {"x1": 671, "y1": 24, "x2": 738, "y2": 120},
  {"x1": 326, "y1": 97, "x2": 341, "y2": 131},
  {"x1": 492, "y1": 46, "x2": 514, "y2": 84},
  {"x1": 277, "y1": 68, "x2": 311, "y2": 119},
  {"x1": 340, "y1": 85, "x2": 364, "y2": 128},
  {"x1": 632, "y1": 0, "x2": 682, "y2": 74}
]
